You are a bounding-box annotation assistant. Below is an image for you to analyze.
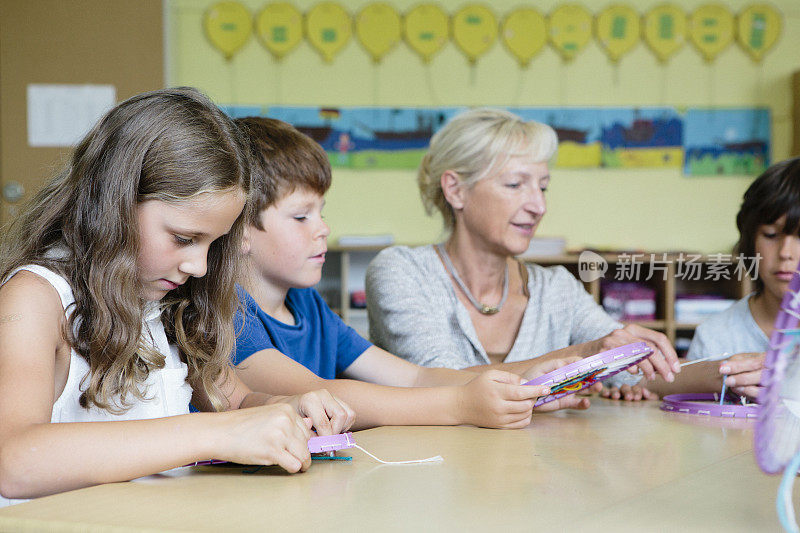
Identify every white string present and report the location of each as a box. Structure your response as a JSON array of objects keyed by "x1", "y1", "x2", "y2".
[
  {"x1": 782, "y1": 307, "x2": 800, "y2": 322},
  {"x1": 634, "y1": 353, "x2": 727, "y2": 376},
  {"x1": 353, "y1": 444, "x2": 443, "y2": 465}
]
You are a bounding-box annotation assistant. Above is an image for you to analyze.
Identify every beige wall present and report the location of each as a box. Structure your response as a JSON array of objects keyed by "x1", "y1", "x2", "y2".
[
  {"x1": 2, "y1": 1, "x2": 798, "y2": 253},
  {"x1": 0, "y1": 0, "x2": 164, "y2": 224}
]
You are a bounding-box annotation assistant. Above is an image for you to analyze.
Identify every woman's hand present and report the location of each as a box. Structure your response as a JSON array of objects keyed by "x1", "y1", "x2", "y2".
[
  {"x1": 218, "y1": 403, "x2": 313, "y2": 472},
  {"x1": 271, "y1": 389, "x2": 356, "y2": 436},
  {"x1": 590, "y1": 324, "x2": 680, "y2": 383},
  {"x1": 600, "y1": 383, "x2": 658, "y2": 401},
  {"x1": 456, "y1": 370, "x2": 548, "y2": 429},
  {"x1": 719, "y1": 353, "x2": 766, "y2": 399}
]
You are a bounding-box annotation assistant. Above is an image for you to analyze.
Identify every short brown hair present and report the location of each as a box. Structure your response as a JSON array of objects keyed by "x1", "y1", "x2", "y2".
[
  {"x1": 735, "y1": 157, "x2": 800, "y2": 293},
  {"x1": 236, "y1": 117, "x2": 331, "y2": 229}
]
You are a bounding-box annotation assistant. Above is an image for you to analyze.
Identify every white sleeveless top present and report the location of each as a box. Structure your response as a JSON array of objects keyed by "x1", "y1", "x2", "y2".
[{"x1": 0, "y1": 265, "x2": 193, "y2": 506}]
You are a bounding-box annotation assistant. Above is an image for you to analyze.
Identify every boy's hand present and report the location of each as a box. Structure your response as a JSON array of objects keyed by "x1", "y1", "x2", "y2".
[
  {"x1": 600, "y1": 383, "x2": 658, "y2": 401},
  {"x1": 521, "y1": 356, "x2": 581, "y2": 382},
  {"x1": 521, "y1": 356, "x2": 603, "y2": 395},
  {"x1": 457, "y1": 370, "x2": 547, "y2": 429},
  {"x1": 719, "y1": 353, "x2": 766, "y2": 399},
  {"x1": 590, "y1": 324, "x2": 680, "y2": 383},
  {"x1": 521, "y1": 357, "x2": 594, "y2": 411},
  {"x1": 220, "y1": 403, "x2": 312, "y2": 473},
  {"x1": 533, "y1": 394, "x2": 591, "y2": 412},
  {"x1": 273, "y1": 390, "x2": 356, "y2": 436}
]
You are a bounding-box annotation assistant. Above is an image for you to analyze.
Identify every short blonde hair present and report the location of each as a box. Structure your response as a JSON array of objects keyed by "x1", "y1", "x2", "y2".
[{"x1": 418, "y1": 108, "x2": 558, "y2": 230}]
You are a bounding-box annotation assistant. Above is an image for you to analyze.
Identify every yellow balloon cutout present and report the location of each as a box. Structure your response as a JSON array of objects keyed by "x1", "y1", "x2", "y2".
[
  {"x1": 404, "y1": 4, "x2": 449, "y2": 63},
  {"x1": 306, "y1": 2, "x2": 352, "y2": 63},
  {"x1": 643, "y1": 4, "x2": 687, "y2": 63},
  {"x1": 203, "y1": 1, "x2": 252, "y2": 60},
  {"x1": 548, "y1": 4, "x2": 593, "y2": 61},
  {"x1": 356, "y1": 3, "x2": 402, "y2": 63},
  {"x1": 595, "y1": 4, "x2": 640, "y2": 62},
  {"x1": 452, "y1": 5, "x2": 498, "y2": 65},
  {"x1": 737, "y1": 3, "x2": 782, "y2": 61},
  {"x1": 502, "y1": 8, "x2": 547, "y2": 67},
  {"x1": 255, "y1": 2, "x2": 303, "y2": 60},
  {"x1": 688, "y1": 4, "x2": 734, "y2": 62}
]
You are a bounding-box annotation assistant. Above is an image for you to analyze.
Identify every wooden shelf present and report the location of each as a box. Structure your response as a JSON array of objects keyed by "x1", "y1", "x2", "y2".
[
  {"x1": 321, "y1": 247, "x2": 751, "y2": 346},
  {"x1": 623, "y1": 320, "x2": 666, "y2": 330}
]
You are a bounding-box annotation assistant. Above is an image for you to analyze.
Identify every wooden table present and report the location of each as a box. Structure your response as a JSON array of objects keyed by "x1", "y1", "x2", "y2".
[{"x1": 0, "y1": 399, "x2": 792, "y2": 532}]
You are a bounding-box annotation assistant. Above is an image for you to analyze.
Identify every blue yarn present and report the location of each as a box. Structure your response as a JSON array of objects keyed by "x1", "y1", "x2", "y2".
[{"x1": 777, "y1": 448, "x2": 800, "y2": 533}]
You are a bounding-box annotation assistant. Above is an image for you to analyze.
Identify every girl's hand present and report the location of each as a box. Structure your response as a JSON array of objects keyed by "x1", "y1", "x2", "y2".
[
  {"x1": 719, "y1": 353, "x2": 766, "y2": 399},
  {"x1": 457, "y1": 370, "x2": 547, "y2": 429},
  {"x1": 600, "y1": 383, "x2": 658, "y2": 401},
  {"x1": 219, "y1": 403, "x2": 313, "y2": 472},
  {"x1": 273, "y1": 390, "x2": 356, "y2": 436}
]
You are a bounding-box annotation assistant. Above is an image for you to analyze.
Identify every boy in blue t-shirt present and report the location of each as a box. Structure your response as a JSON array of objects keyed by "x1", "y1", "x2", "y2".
[{"x1": 232, "y1": 117, "x2": 590, "y2": 429}]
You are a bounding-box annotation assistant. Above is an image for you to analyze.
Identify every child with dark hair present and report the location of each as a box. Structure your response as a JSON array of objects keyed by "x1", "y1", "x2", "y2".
[
  {"x1": 232, "y1": 116, "x2": 591, "y2": 431},
  {"x1": 606, "y1": 158, "x2": 798, "y2": 400},
  {"x1": 685, "y1": 157, "x2": 800, "y2": 397}
]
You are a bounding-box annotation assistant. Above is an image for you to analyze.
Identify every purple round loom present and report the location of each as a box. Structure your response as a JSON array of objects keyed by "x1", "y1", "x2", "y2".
[
  {"x1": 523, "y1": 342, "x2": 653, "y2": 407},
  {"x1": 755, "y1": 262, "x2": 800, "y2": 474},
  {"x1": 660, "y1": 393, "x2": 758, "y2": 419}
]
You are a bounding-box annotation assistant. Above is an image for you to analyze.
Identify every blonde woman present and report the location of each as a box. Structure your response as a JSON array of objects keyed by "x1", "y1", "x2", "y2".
[{"x1": 366, "y1": 108, "x2": 680, "y2": 393}]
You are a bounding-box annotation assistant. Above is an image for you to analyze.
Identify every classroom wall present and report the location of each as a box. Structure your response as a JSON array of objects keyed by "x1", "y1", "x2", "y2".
[
  {"x1": 0, "y1": 0, "x2": 164, "y2": 225},
  {"x1": 168, "y1": 0, "x2": 800, "y2": 254}
]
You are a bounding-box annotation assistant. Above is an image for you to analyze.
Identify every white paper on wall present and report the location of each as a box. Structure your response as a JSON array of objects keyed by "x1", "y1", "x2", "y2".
[{"x1": 27, "y1": 84, "x2": 116, "y2": 147}]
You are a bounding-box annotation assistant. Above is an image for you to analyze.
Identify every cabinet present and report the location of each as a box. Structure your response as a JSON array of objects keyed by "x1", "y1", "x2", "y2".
[
  {"x1": 320, "y1": 247, "x2": 753, "y2": 345},
  {"x1": 319, "y1": 247, "x2": 386, "y2": 338},
  {"x1": 529, "y1": 253, "x2": 753, "y2": 347}
]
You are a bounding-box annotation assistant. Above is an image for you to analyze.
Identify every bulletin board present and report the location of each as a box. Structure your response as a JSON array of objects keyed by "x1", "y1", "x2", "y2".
[
  {"x1": 165, "y1": 0, "x2": 800, "y2": 252},
  {"x1": 226, "y1": 103, "x2": 770, "y2": 175}
]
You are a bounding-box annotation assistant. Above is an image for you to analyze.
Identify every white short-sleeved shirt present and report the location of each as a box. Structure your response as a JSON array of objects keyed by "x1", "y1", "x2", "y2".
[{"x1": 686, "y1": 293, "x2": 768, "y2": 361}]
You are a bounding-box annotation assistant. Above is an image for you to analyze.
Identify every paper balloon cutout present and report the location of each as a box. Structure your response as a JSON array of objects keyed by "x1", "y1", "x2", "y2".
[
  {"x1": 643, "y1": 4, "x2": 687, "y2": 63},
  {"x1": 255, "y1": 2, "x2": 303, "y2": 60},
  {"x1": 501, "y1": 8, "x2": 547, "y2": 67},
  {"x1": 688, "y1": 4, "x2": 734, "y2": 62},
  {"x1": 548, "y1": 4, "x2": 593, "y2": 61},
  {"x1": 355, "y1": 3, "x2": 402, "y2": 63},
  {"x1": 737, "y1": 3, "x2": 782, "y2": 61},
  {"x1": 404, "y1": 4, "x2": 449, "y2": 63},
  {"x1": 452, "y1": 4, "x2": 498, "y2": 65},
  {"x1": 203, "y1": 2, "x2": 252, "y2": 60},
  {"x1": 306, "y1": 2, "x2": 352, "y2": 63},
  {"x1": 596, "y1": 4, "x2": 640, "y2": 62}
]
